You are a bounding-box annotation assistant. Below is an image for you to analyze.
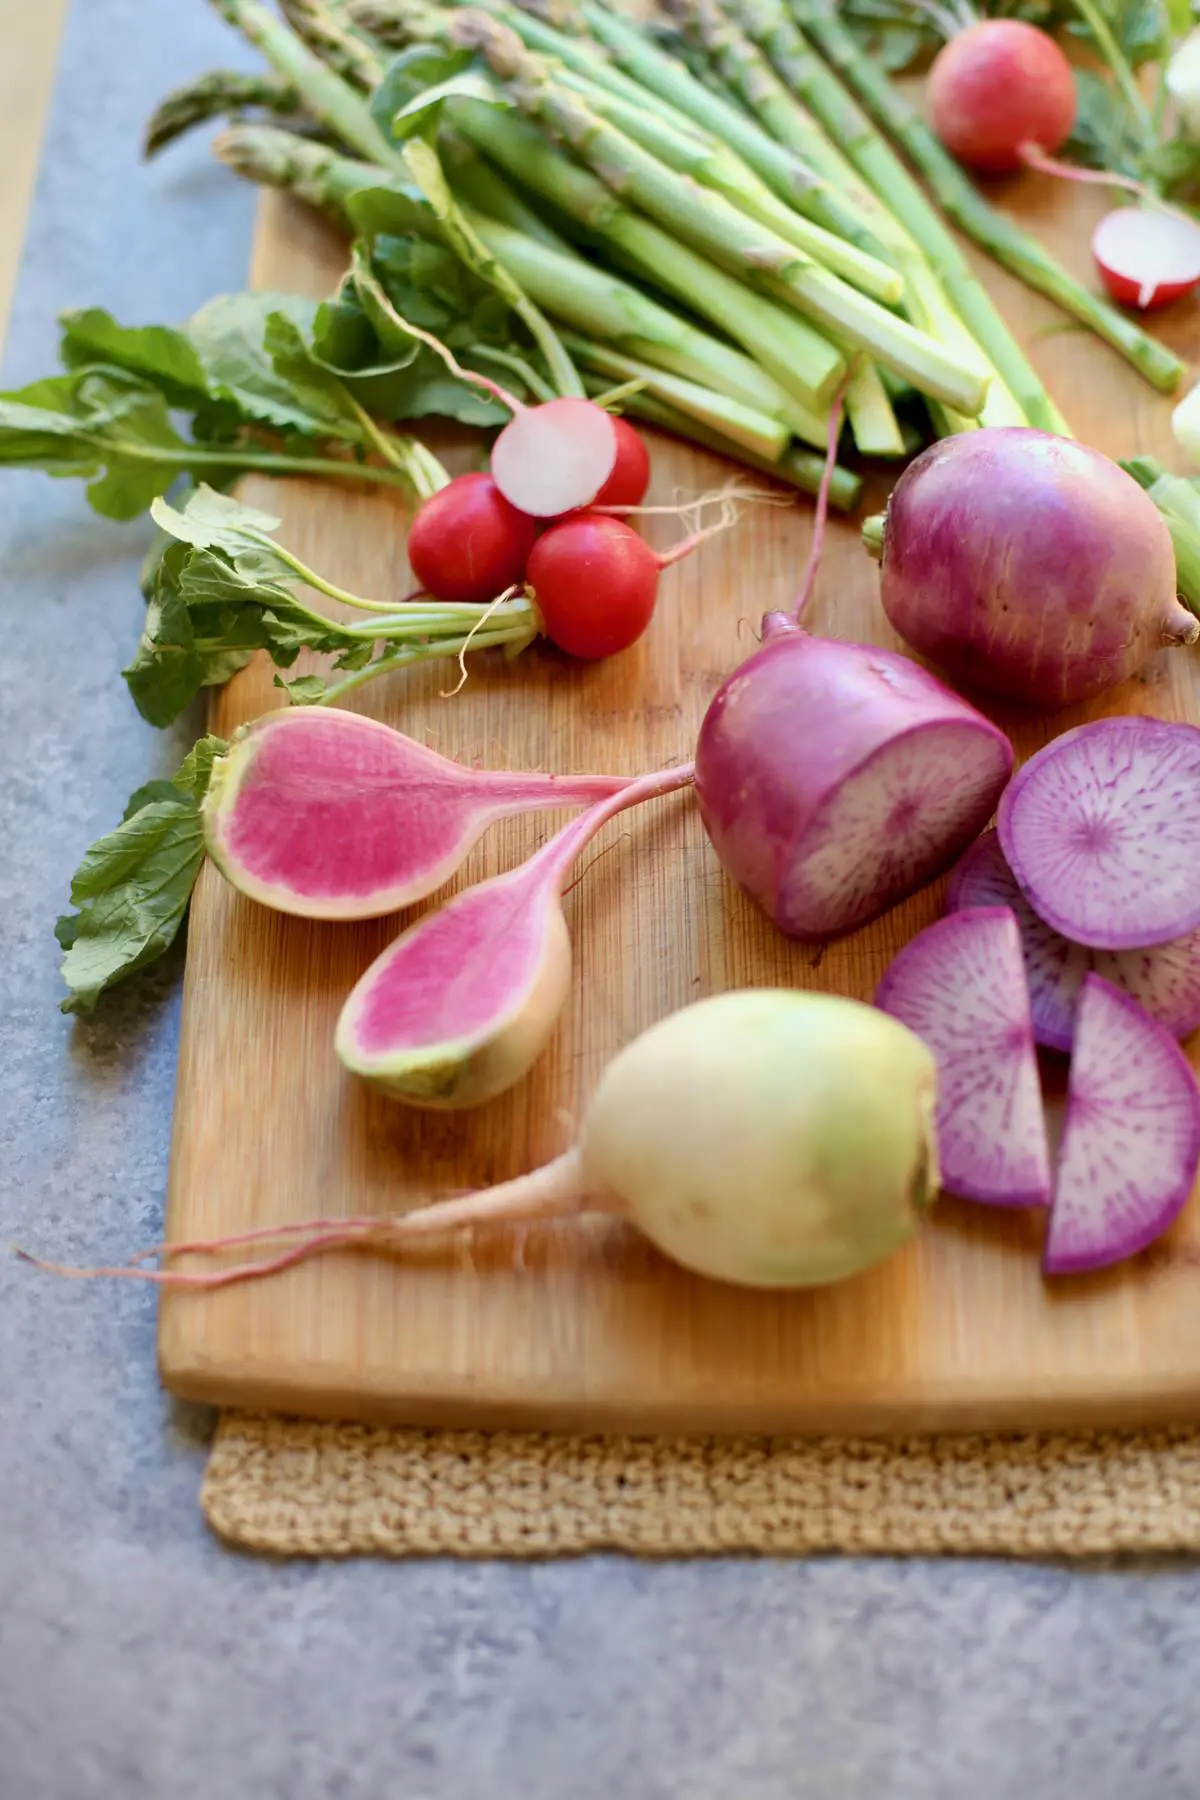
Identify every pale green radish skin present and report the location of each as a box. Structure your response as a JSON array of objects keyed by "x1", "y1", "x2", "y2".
[{"x1": 580, "y1": 989, "x2": 939, "y2": 1287}]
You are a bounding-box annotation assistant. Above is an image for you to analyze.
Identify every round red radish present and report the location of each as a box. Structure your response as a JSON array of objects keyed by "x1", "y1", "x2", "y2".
[
  {"x1": 590, "y1": 415, "x2": 652, "y2": 509},
  {"x1": 926, "y1": 20, "x2": 1076, "y2": 174},
  {"x1": 947, "y1": 828, "x2": 1200, "y2": 1052},
  {"x1": 526, "y1": 512, "x2": 660, "y2": 660},
  {"x1": 694, "y1": 618, "x2": 1014, "y2": 941},
  {"x1": 998, "y1": 717, "x2": 1200, "y2": 952},
  {"x1": 876, "y1": 906, "x2": 1052, "y2": 1209},
  {"x1": 489, "y1": 396, "x2": 618, "y2": 518},
  {"x1": 1043, "y1": 975, "x2": 1200, "y2": 1274},
  {"x1": 406, "y1": 471, "x2": 536, "y2": 604},
  {"x1": 1092, "y1": 206, "x2": 1200, "y2": 312}
]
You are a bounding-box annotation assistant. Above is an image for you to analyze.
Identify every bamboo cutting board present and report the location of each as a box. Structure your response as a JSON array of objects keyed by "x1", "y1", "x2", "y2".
[{"x1": 158, "y1": 167, "x2": 1200, "y2": 1436}]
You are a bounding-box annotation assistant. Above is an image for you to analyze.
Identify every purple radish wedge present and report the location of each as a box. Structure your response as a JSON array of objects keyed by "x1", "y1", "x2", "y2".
[
  {"x1": 335, "y1": 763, "x2": 694, "y2": 1108},
  {"x1": 202, "y1": 708, "x2": 630, "y2": 922},
  {"x1": 22, "y1": 990, "x2": 940, "y2": 1293},
  {"x1": 876, "y1": 906, "x2": 1052, "y2": 1208},
  {"x1": 1043, "y1": 975, "x2": 1200, "y2": 1274},
  {"x1": 998, "y1": 716, "x2": 1200, "y2": 952},
  {"x1": 947, "y1": 829, "x2": 1200, "y2": 1051}
]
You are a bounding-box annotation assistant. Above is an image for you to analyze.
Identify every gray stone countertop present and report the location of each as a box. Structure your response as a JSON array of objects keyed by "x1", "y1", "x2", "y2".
[{"x1": 3, "y1": 5, "x2": 1200, "y2": 1797}]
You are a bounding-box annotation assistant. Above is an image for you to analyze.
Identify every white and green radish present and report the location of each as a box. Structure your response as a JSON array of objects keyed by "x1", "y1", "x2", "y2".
[
  {"x1": 202, "y1": 707, "x2": 632, "y2": 921},
  {"x1": 1043, "y1": 976, "x2": 1200, "y2": 1276},
  {"x1": 876, "y1": 906, "x2": 1052, "y2": 1209},
  {"x1": 22, "y1": 990, "x2": 940, "y2": 1291},
  {"x1": 335, "y1": 763, "x2": 695, "y2": 1107}
]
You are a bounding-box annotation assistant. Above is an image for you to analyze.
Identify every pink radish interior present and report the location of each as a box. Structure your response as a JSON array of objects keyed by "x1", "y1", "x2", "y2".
[
  {"x1": 1092, "y1": 208, "x2": 1200, "y2": 303},
  {"x1": 779, "y1": 723, "x2": 1010, "y2": 937},
  {"x1": 1043, "y1": 976, "x2": 1200, "y2": 1274},
  {"x1": 999, "y1": 719, "x2": 1200, "y2": 951},
  {"x1": 490, "y1": 397, "x2": 617, "y2": 518},
  {"x1": 876, "y1": 906, "x2": 1051, "y2": 1208}
]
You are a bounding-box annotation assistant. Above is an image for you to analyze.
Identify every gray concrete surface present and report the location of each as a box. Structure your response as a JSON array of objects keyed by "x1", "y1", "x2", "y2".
[{"x1": 3, "y1": 6, "x2": 1200, "y2": 1798}]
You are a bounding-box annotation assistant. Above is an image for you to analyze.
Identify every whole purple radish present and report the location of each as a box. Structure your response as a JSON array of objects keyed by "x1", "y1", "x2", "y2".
[
  {"x1": 947, "y1": 829, "x2": 1200, "y2": 1051},
  {"x1": 876, "y1": 906, "x2": 1051, "y2": 1208},
  {"x1": 202, "y1": 708, "x2": 630, "y2": 922},
  {"x1": 997, "y1": 716, "x2": 1200, "y2": 951},
  {"x1": 1043, "y1": 975, "x2": 1200, "y2": 1274},
  {"x1": 876, "y1": 429, "x2": 1197, "y2": 707},
  {"x1": 335, "y1": 763, "x2": 693, "y2": 1108}
]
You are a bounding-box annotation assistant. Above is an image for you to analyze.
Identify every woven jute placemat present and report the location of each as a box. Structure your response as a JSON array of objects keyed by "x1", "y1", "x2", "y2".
[{"x1": 202, "y1": 1414, "x2": 1200, "y2": 1559}]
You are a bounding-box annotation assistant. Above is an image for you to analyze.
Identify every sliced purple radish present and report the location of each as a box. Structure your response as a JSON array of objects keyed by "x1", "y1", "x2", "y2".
[
  {"x1": 1043, "y1": 974, "x2": 1200, "y2": 1274},
  {"x1": 1092, "y1": 207, "x2": 1200, "y2": 313},
  {"x1": 876, "y1": 906, "x2": 1051, "y2": 1208},
  {"x1": 335, "y1": 763, "x2": 693, "y2": 1108},
  {"x1": 489, "y1": 397, "x2": 618, "y2": 519},
  {"x1": 947, "y1": 829, "x2": 1200, "y2": 1051},
  {"x1": 998, "y1": 717, "x2": 1200, "y2": 952},
  {"x1": 202, "y1": 708, "x2": 629, "y2": 922}
]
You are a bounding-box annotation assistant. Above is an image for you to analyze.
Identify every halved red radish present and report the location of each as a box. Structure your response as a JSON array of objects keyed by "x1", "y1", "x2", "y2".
[
  {"x1": 1092, "y1": 207, "x2": 1200, "y2": 312},
  {"x1": 1043, "y1": 975, "x2": 1200, "y2": 1274},
  {"x1": 997, "y1": 717, "x2": 1200, "y2": 952},
  {"x1": 875, "y1": 906, "x2": 1052, "y2": 1208},
  {"x1": 947, "y1": 829, "x2": 1200, "y2": 1052},
  {"x1": 489, "y1": 396, "x2": 619, "y2": 518}
]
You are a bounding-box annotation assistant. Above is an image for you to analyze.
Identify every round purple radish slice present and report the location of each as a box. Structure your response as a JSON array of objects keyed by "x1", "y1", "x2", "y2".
[
  {"x1": 1043, "y1": 975, "x2": 1200, "y2": 1274},
  {"x1": 947, "y1": 829, "x2": 1200, "y2": 1051},
  {"x1": 876, "y1": 906, "x2": 1051, "y2": 1207},
  {"x1": 998, "y1": 716, "x2": 1200, "y2": 952}
]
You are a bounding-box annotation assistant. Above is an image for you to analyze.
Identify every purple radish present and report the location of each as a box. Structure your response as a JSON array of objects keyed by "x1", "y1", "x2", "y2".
[
  {"x1": 997, "y1": 716, "x2": 1200, "y2": 952},
  {"x1": 1043, "y1": 975, "x2": 1200, "y2": 1274},
  {"x1": 947, "y1": 829, "x2": 1200, "y2": 1051},
  {"x1": 202, "y1": 708, "x2": 630, "y2": 922},
  {"x1": 335, "y1": 762, "x2": 694, "y2": 1107},
  {"x1": 876, "y1": 906, "x2": 1052, "y2": 1208}
]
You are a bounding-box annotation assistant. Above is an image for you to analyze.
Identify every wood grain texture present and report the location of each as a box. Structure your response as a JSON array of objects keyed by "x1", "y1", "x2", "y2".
[{"x1": 158, "y1": 164, "x2": 1200, "y2": 1437}]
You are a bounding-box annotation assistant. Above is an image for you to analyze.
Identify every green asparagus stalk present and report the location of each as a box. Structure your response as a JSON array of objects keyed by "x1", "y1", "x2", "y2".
[
  {"x1": 278, "y1": 0, "x2": 386, "y2": 90},
  {"x1": 438, "y1": 129, "x2": 575, "y2": 252},
  {"x1": 788, "y1": 0, "x2": 1183, "y2": 396},
  {"x1": 843, "y1": 360, "x2": 906, "y2": 458},
  {"x1": 446, "y1": 12, "x2": 985, "y2": 412},
  {"x1": 144, "y1": 70, "x2": 306, "y2": 158},
  {"x1": 1120, "y1": 458, "x2": 1200, "y2": 615},
  {"x1": 561, "y1": 336, "x2": 792, "y2": 460},
  {"x1": 214, "y1": 123, "x2": 381, "y2": 219}
]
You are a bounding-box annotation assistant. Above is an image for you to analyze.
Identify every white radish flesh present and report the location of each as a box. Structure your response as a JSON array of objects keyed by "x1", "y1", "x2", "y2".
[
  {"x1": 1043, "y1": 975, "x2": 1200, "y2": 1274},
  {"x1": 876, "y1": 907, "x2": 1052, "y2": 1208},
  {"x1": 489, "y1": 397, "x2": 618, "y2": 518},
  {"x1": 1092, "y1": 208, "x2": 1200, "y2": 313},
  {"x1": 997, "y1": 717, "x2": 1200, "y2": 952},
  {"x1": 947, "y1": 829, "x2": 1200, "y2": 1052}
]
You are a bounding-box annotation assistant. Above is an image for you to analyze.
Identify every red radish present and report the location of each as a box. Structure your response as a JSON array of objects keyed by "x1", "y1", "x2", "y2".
[
  {"x1": 947, "y1": 829, "x2": 1200, "y2": 1052},
  {"x1": 489, "y1": 395, "x2": 619, "y2": 518},
  {"x1": 201, "y1": 708, "x2": 630, "y2": 921},
  {"x1": 590, "y1": 415, "x2": 651, "y2": 510},
  {"x1": 877, "y1": 429, "x2": 1197, "y2": 707},
  {"x1": 1043, "y1": 975, "x2": 1200, "y2": 1274},
  {"x1": 406, "y1": 472, "x2": 536, "y2": 604},
  {"x1": 926, "y1": 19, "x2": 1076, "y2": 174},
  {"x1": 1091, "y1": 207, "x2": 1200, "y2": 312},
  {"x1": 526, "y1": 514, "x2": 658, "y2": 660},
  {"x1": 25, "y1": 990, "x2": 940, "y2": 1292},
  {"x1": 876, "y1": 907, "x2": 1052, "y2": 1209},
  {"x1": 997, "y1": 717, "x2": 1200, "y2": 952},
  {"x1": 335, "y1": 762, "x2": 694, "y2": 1107}
]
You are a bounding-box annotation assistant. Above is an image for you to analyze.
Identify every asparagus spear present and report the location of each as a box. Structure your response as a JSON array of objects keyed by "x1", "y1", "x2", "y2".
[
  {"x1": 788, "y1": 0, "x2": 1183, "y2": 396},
  {"x1": 215, "y1": 123, "x2": 381, "y2": 219},
  {"x1": 278, "y1": 0, "x2": 385, "y2": 90},
  {"x1": 144, "y1": 70, "x2": 308, "y2": 158},
  {"x1": 560, "y1": 337, "x2": 792, "y2": 460},
  {"x1": 1121, "y1": 458, "x2": 1200, "y2": 615}
]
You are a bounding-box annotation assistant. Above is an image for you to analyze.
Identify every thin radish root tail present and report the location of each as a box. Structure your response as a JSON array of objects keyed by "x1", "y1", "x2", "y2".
[
  {"x1": 601, "y1": 478, "x2": 792, "y2": 520},
  {"x1": 793, "y1": 386, "x2": 848, "y2": 624},
  {"x1": 439, "y1": 583, "x2": 525, "y2": 698},
  {"x1": 656, "y1": 490, "x2": 747, "y2": 569}
]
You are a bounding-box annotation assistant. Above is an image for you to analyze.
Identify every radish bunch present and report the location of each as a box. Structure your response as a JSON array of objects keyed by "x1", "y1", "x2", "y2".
[{"x1": 879, "y1": 717, "x2": 1200, "y2": 1276}]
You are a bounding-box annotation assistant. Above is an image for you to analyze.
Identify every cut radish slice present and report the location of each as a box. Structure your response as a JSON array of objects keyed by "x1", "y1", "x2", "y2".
[
  {"x1": 489, "y1": 397, "x2": 618, "y2": 518},
  {"x1": 1043, "y1": 975, "x2": 1200, "y2": 1274},
  {"x1": 998, "y1": 717, "x2": 1200, "y2": 952},
  {"x1": 1092, "y1": 208, "x2": 1200, "y2": 313},
  {"x1": 875, "y1": 907, "x2": 1052, "y2": 1208},
  {"x1": 947, "y1": 829, "x2": 1200, "y2": 1051}
]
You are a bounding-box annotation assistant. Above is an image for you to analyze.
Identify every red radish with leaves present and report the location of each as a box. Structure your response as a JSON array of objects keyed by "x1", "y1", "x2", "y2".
[
  {"x1": 998, "y1": 717, "x2": 1200, "y2": 951},
  {"x1": 335, "y1": 762, "x2": 694, "y2": 1108},
  {"x1": 876, "y1": 906, "x2": 1052, "y2": 1209},
  {"x1": 406, "y1": 471, "x2": 536, "y2": 605},
  {"x1": 875, "y1": 429, "x2": 1197, "y2": 707},
  {"x1": 201, "y1": 708, "x2": 630, "y2": 921},
  {"x1": 926, "y1": 19, "x2": 1076, "y2": 174},
  {"x1": 590, "y1": 415, "x2": 651, "y2": 509},
  {"x1": 947, "y1": 829, "x2": 1200, "y2": 1052},
  {"x1": 1043, "y1": 976, "x2": 1200, "y2": 1274}
]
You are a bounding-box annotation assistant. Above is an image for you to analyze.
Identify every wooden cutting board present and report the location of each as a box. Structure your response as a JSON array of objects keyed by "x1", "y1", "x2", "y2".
[{"x1": 158, "y1": 163, "x2": 1200, "y2": 1436}]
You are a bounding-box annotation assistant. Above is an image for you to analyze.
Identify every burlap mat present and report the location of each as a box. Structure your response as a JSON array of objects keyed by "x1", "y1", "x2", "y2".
[{"x1": 202, "y1": 1413, "x2": 1200, "y2": 1559}]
